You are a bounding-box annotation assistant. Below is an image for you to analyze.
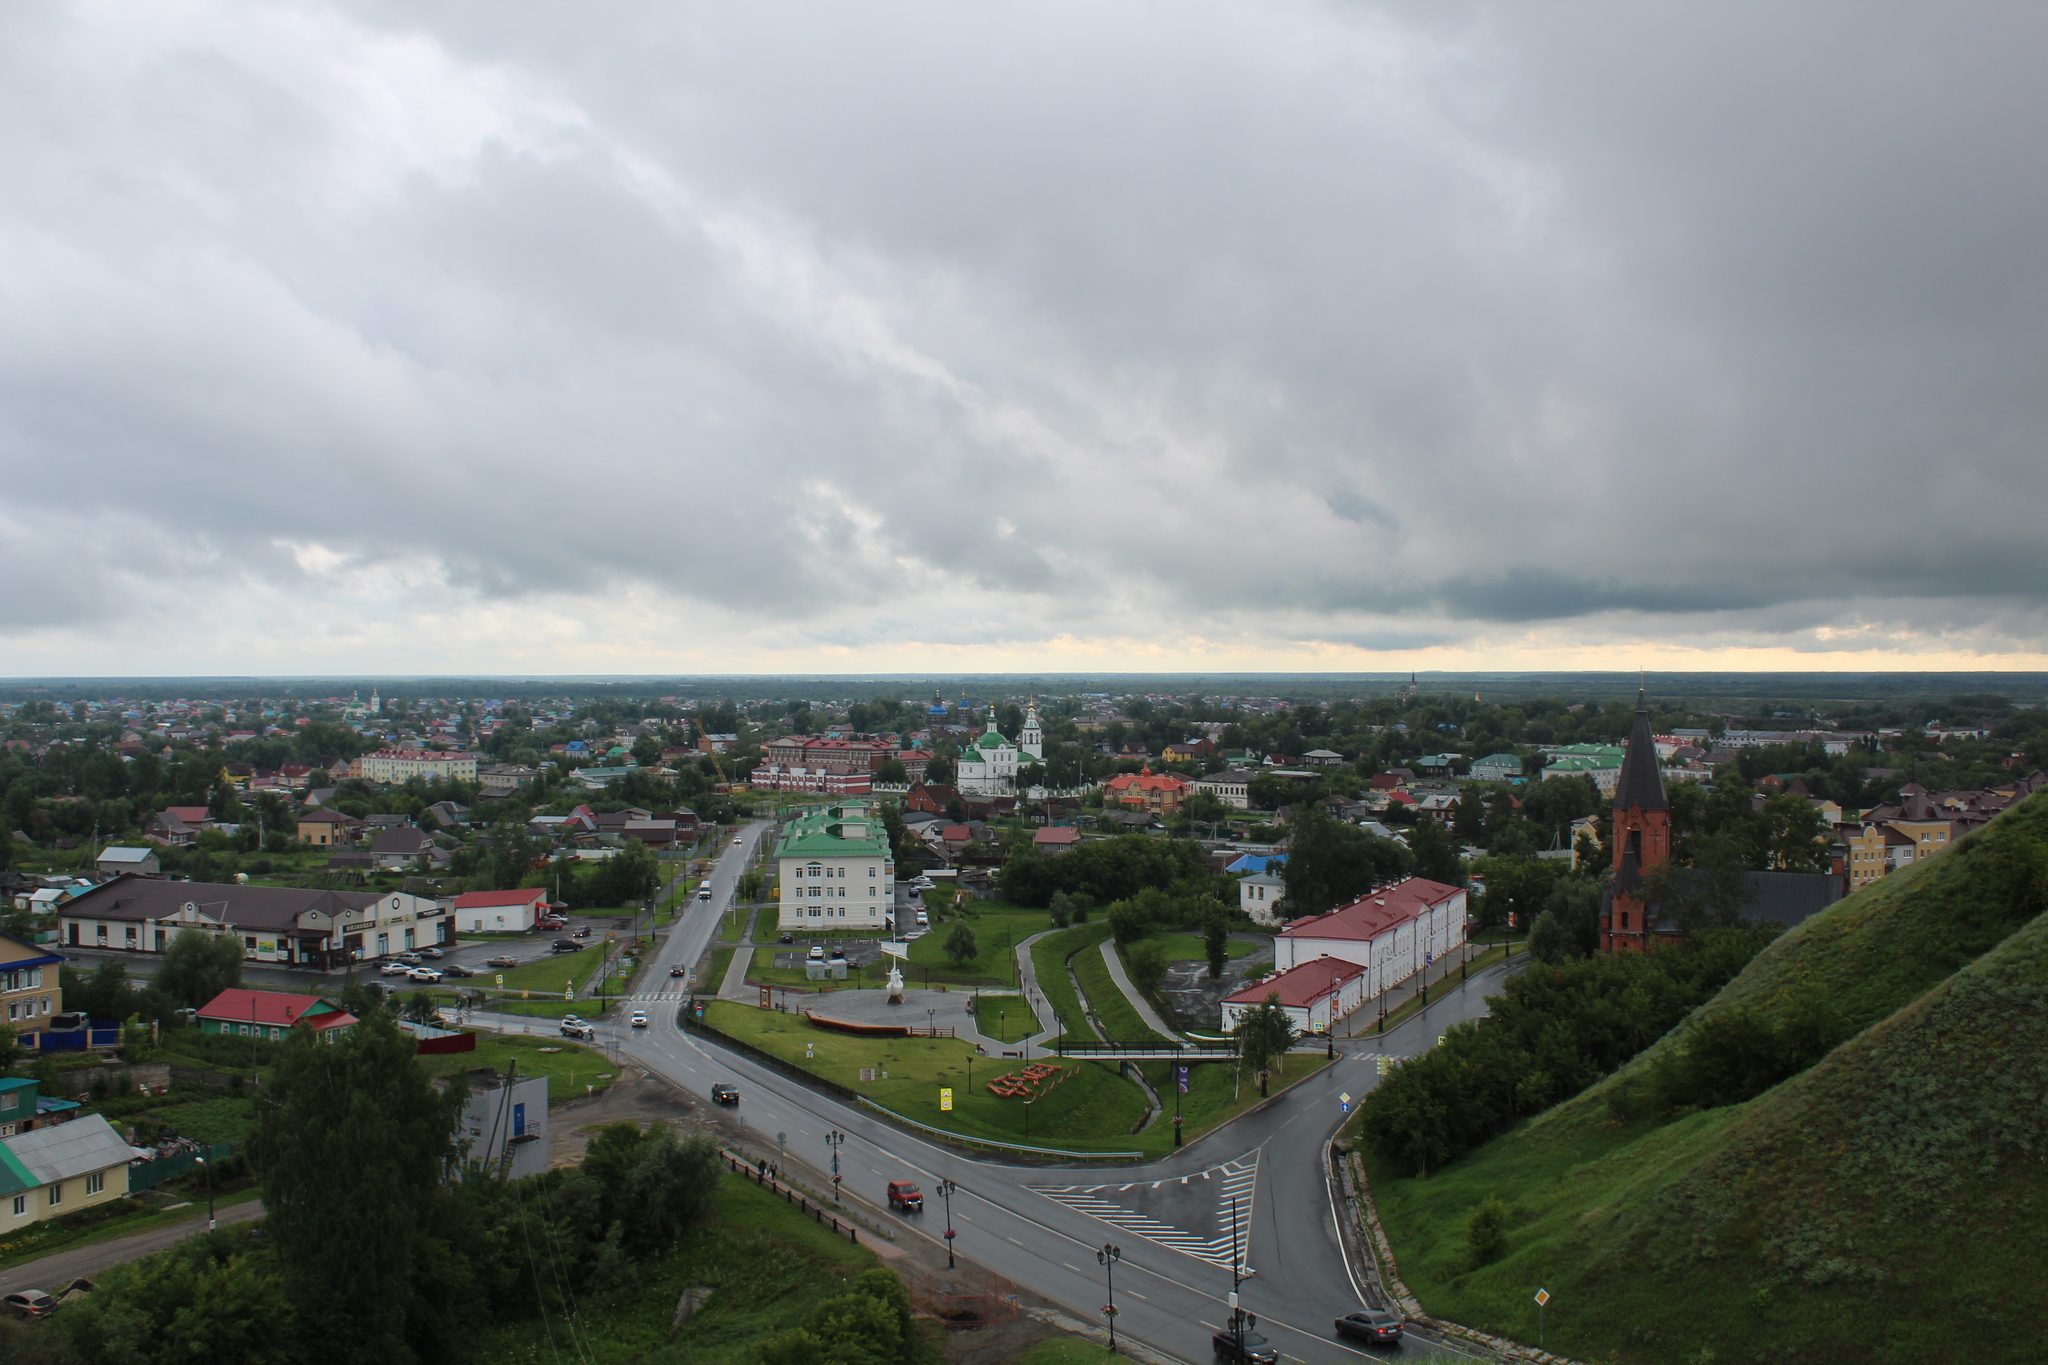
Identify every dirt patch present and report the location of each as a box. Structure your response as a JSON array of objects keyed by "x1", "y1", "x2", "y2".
[
  {"x1": 545, "y1": 1066, "x2": 745, "y2": 1166},
  {"x1": 942, "y1": 1314, "x2": 1068, "y2": 1365}
]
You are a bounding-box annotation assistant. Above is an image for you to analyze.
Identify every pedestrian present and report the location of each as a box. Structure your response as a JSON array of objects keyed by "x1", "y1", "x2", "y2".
[
  {"x1": 757, "y1": 1157, "x2": 766, "y2": 1177},
  {"x1": 771, "y1": 1162, "x2": 779, "y2": 1181}
]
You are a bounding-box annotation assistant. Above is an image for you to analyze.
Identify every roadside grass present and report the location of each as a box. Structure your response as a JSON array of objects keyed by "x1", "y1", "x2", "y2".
[
  {"x1": 744, "y1": 946, "x2": 898, "y2": 992},
  {"x1": 972, "y1": 995, "x2": 1037, "y2": 1043},
  {"x1": 415, "y1": 1031, "x2": 619, "y2": 1103},
  {"x1": 1139, "y1": 932, "x2": 1258, "y2": 964},
  {"x1": 1030, "y1": 922, "x2": 1114, "y2": 1044},
  {"x1": 0, "y1": 1186, "x2": 265, "y2": 1273},
  {"x1": 719, "y1": 904, "x2": 757, "y2": 943},
  {"x1": 901, "y1": 901, "x2": 1055, "y2": 987},
  {"x1": 1071, "y1": 940, "x2": 1168, "y2": 1043},
  {"x1": 702, "y1": 945, "x2": 736, "y2": 994},
  {"x1": 483, "y1": 944, "x2": 607, "y2": 994},
  {"x1": 476, "y1": 1172, "x2": 879, "y2": 1365},
  {"x1": 1018, "y1": 1337, "x2": 1114, "y2": 1365},
  {"x1": 704, "y1": 1001, "x2": 1148, "y2": 1153}
]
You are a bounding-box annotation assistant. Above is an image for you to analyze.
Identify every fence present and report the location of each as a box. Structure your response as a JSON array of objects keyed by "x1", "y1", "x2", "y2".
[
  {"x1": 128, "y1": 1141, "x2": 233, "y2": 1192},
  {"x1": 717, "y1": 1149, "x2": 861, "y2": 1244},
  {"x1": 27, "y1": 1021, "x2": 122, "y2": 1053}
]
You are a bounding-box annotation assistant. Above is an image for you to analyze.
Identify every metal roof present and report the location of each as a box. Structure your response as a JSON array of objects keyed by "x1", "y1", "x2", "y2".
[{"x1": 0, "y1": 1115, "x2": 146, "y2": 1194}]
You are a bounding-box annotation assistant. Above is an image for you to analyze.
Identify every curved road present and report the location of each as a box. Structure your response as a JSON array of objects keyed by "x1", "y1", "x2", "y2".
[{"x1": 606, "y1": 821, "x2": 1519, "y2": 1364}]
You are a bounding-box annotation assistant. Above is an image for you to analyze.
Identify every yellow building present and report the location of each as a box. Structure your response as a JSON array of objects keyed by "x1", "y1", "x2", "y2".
[
  {"x1": 1, "y1": 1113, "x2": 138, "y2": 1220},
  {"x1": 0, "y1": 931, "x2": 61, "y2": 1032}
]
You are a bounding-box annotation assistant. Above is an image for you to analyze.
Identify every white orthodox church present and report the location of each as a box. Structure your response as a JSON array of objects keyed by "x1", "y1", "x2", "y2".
[{"x1": 955, "y1": 704, "x2": 1044, "y2": 795}]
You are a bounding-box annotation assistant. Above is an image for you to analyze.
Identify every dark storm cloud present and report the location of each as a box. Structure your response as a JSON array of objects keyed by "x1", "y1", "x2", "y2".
[{"x1": 1, "y1": 0, "x2": 2045, "y2": 668}]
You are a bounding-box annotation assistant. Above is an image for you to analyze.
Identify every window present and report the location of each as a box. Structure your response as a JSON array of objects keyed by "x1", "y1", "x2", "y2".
[
  {"x1": 244, "y1": 936, "x2": 256, "y2": 951},
  {"x1": 86, "y1": 1172, "x2": 104, "y2": 1196},
  {"x1": 125, "y1": 926, "x2": 138, "y2": 943},
  {"x1": 10, "y1": 1194, "x2": 24, "y2": 1216},
  {"x1": 48, "y1": 1182, "x2": 62, "y2": 1207},
  {"x1": 97, "y1": 924, "x2": 108, "y2": 940}
]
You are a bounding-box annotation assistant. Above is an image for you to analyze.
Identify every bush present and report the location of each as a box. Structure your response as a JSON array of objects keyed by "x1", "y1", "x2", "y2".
[{"x1": 1463, "y1": 1196, "x2": 1508, "y2": 1270}]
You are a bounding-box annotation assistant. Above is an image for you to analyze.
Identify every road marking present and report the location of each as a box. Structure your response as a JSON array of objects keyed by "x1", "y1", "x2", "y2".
[{"x1": 1032, "y1": 1155, "x2": 1259, "y2": 1271}]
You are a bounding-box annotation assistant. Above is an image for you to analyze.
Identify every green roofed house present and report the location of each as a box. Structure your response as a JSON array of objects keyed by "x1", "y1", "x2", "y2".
[
  {"x1": 1469, "y1": 753, "x2": 1523, "y2": 782},
  {"x1": 773, "y1": 799, "x2": 895, "y2": 933},
  {"x1": 1543, "y1": 745, "x2": 1627, "y2": 796},
  {"x1": 195, "y1": 988, "x2": 357, "y2": 1042}
]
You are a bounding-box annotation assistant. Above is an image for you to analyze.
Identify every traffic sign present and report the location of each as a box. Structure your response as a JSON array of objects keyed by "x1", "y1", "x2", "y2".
[
  {"x1": 495, "y1": 974, "x2": 504, "y2": 986},
  {"x1": 1339, "y1": 1092, "x2": 1351, "y2": 1105},
  {"x1": 1534, "y1": 1288, "x2": 1550, "y2": 1306},
  {"x1": 1340, "y1": 1102, "x2": 1351, "y2": 1114},
  {"x1": 940, "y1": 1087, "x2": 954, "y2": 1112}
]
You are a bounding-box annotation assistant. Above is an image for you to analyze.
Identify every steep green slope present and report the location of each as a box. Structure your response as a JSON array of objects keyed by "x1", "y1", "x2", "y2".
[{"x1": 1367, "y1": 793, "x2": 2048, "y2": 1365}]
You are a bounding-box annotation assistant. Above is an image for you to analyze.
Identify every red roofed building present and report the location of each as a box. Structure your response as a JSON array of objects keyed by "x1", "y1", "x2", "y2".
[
  {"x1": 452, "y1": 887, "x2": 549, "y2": 933},
  {"x1": 1102, "y1": 767, "x2": 1191, "y2": 814},
  {"x1": 196, "y1": 989, "x2": 356, "y2": 1042},
  {"x1": 1032, "y1": 826, "x2": 1079, "y2": 855},
  {"x1": 1221, "y1": 957, "x2": 1368, "y2": 1033},
  {"x1": 1274, "y1": 876, "x2": 1468, "y2": 1004}
]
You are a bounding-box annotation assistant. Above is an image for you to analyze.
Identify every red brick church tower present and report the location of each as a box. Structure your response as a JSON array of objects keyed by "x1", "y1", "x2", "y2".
[{"x1": 1600, "y1": 687, "x2": 1670, "y2": 952}]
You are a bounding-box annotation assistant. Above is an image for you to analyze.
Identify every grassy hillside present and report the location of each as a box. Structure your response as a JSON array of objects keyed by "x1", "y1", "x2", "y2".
[{"x1": 1367, "y1": 792, "x2": 2048, "y2": 1365}]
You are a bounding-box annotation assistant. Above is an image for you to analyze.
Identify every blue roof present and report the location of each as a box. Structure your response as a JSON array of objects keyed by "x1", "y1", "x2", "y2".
[{"x1": 1226, "y1": 853, "x2": 1288, "y2": 874}]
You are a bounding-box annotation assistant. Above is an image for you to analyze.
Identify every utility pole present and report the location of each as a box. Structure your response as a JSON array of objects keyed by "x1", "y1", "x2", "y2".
[
  {"x1": 1097, "y1": 1243, "x2": 1123, "y2": 1353},
  {"x1": 937, "y1": 1178, "x2": 959, "y2": 1268},
  {"x1": 1229, "y1": 1195, "x2": 1251, "y2": 1355}
]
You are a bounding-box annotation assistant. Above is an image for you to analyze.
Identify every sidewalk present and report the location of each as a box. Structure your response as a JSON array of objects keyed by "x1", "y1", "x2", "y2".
[
  {"x1": 1096, "y1": 939, "x2": 1183, "y2": 1040},
  {"x1": 0, "y1": 1199, "x2": 265, "y2": 1298},
  {"x1": 1335, "y1": 939, "x2": 1523, "y2": 1037},
  {"x1": 717, "y1": 905, "x2": 763, "y2": 1000},
  {"x1": 1011, "y1": 929, "x2": 1062, "y2": 1047}
]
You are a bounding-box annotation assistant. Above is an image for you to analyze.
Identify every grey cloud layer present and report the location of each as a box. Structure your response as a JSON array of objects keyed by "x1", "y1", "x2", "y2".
[{"x1": 2, "y1": 0, "x2": 2045, "y2": 665}]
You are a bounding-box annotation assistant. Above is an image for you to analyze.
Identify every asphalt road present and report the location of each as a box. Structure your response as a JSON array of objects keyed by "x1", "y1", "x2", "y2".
[{"x1": 581, "y1": 824, "x2": 1524, "y2": 1365}]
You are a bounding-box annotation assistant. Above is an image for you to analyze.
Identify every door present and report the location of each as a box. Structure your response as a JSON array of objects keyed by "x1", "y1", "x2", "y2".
[{"x1": 511, "y1": 1101, "x2": 525, "y2": 1137}]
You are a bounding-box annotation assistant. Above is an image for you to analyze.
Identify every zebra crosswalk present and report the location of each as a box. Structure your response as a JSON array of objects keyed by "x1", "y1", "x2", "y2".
[{"x1": 1030, "y1": 1155, "x2": 1259, "y2": 1272}]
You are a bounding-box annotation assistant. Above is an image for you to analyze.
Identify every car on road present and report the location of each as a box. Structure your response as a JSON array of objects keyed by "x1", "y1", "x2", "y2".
[
  {"x1": 1210, "y1": 1324, "x2": 1279, "y2": 1364},
  {"x1": 441, "y1": 964, "x2": 475, "y2": 978},
  {"x1": 709, "y1": 1083, "x2": 739, "y2": 1104},
  {"x1": 379, "y1": 960, "x2": 414, "y2": 976},
  {"x1": 914, "y1": 910, "x2": 928, "y2": 927},
  {"x1": 669, "y1": 965, "x2": 686, "y2": 977},
  {"x1": 3, "y1": 1289, "x2": 56, "y2": 1319},
  {"x1": 807, "y1": 944, "x2": 825, "y2": 960},
  {"x1": 560, "y1": 1021, "x2": 595, "y2": 1040},
  {"x1": 1334, "y1": 1310, "x2": 1404, "y2": 1345},
  {"x1": 550, "y1": 940, "x2": 581, "y2": 953},
  {"x1": 415, "y1": 946, "x2": 443, "y2": 959},
  {"x1": 630, "y1": 1011, "x2": 648, "y2": 1028},
  {"x1": 697, "y1": 888, "x2": 713, "y2": 900},
  {"x1": 570, "y1": 926, "x2": 592, "y2": 939},
  {"x1": 486, "y1": 956, "x2": 520, "y2": 968},
  {"x1": 732, "y1": 836, "x2": 743, "y2": 845},
  {"x1": 406, "y1": 966, "x2": 443, "y2": 983},
  {"x1": 779, "y1": 933, "x2": 794, "y2": 944},
  {"x1": 562, "y1": 1013, "x2": 585, "y2": 1025},
  {"x1": 886, "y1": 1180, "x2": 923, "y2": 1212}
]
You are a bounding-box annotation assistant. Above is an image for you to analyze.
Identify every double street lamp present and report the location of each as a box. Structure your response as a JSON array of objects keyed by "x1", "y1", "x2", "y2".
[
  {"x1": 936, "y1": 1178, "x2": 959, "y2": 1268},
  {"x1": 824, "y1": 1129, "x2": 846, "y2": 1199},
  {"x1": 1096, "y1": 1243, "x2": 1123, "y2": 1353}
]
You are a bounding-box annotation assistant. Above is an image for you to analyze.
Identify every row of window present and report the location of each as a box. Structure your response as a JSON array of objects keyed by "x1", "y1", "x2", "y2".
[
  {"x1": 6, "y1": 995, "x2": 56, "y2": 1022},
  {"x1": 9, "y1": 1172, "x2": 105, "y2": 1217},
  {"x1": 0, "y1": 966, "x2": 44, "y2": 991},
  {"x1": 794, "y1": 864, "x2": 881, "y2": 877}
]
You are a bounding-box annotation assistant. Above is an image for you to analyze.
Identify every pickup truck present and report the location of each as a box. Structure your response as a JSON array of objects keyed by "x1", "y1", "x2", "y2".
[{"x1": 886, "y1": 1181, "x2": 924, "y2": 1212}]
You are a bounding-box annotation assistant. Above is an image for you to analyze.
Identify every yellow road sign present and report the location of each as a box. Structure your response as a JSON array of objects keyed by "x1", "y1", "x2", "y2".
[
  {"x1": 1534, "y1": 1288, "x2": 1550, "y2": 1306},
  {"x1": 940, "y1": 1088, "x2": 954, "y2": 1112}
]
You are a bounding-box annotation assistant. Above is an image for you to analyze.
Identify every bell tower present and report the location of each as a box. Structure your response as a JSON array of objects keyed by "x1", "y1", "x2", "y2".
[{"x1": 1603, "y1": 686, "x2": 1670, "y2": 952}]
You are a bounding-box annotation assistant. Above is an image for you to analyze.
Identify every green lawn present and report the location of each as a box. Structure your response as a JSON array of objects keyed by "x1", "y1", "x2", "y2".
[
  {"x1": 719, "y1": 903, "x2": 756, "y2": 942},
  {"x1": 706, "y1": 1001, "x2": 1147, "y2": 1153},
  {"x1": 703, "y1": 944, "x2": 736, "y2": 993},
  {"x1": 1071, "y1": 940, "x2": 1169, "y2": 1043},
  {"x1": 1030, "y1": 922, "x2": 1114, "y2": 1044},
  {"x1": 1019, "y1": 1338, "x2": 1115, "y2": 1365},
  {"x1": 483, "y1": 944, "x2": 607, "y2": 995},
  {"x1": 477, "y1": 1172, "x2": 879, "y2": 1365},
  {"x1": 744, "y1": 946, "x2": 898, "y2": 991},
  {"x1": 901, "y1": 901, "x2": 1056, "y2": 987},
  {"x1": 1141, "y1": 931, "x2": 1259, "y2": 963},
  {"x1": 414, "y1": 1031, "x2": 619, "y2": 1103},
  {"x1": 973, "y1": 995, "x2": 1038, "y2": 1043}
]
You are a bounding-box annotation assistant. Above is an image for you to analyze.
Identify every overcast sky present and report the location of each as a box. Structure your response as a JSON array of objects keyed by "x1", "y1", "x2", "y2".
[{"x1": 4, "y1": 1, "x2": 2046, "y2": 676}]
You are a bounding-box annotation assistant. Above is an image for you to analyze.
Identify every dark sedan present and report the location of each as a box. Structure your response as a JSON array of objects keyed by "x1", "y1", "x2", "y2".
[{"x1": 1334, "y1": 1309, "x2": 1404, "y2": 1345}]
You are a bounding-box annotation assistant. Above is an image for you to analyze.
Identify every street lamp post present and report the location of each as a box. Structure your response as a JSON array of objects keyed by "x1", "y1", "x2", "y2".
[
  {"x1": 824, "y1": 1129, "x2": 846, "y2": 1199},
  {"x1": 195, "y1": 1155, "x2": 215, "y2": 1232},
  {"x1": 1229, "y1": 1195, "x2": 1251, "y2": 1355},
  {"x1": 937, "y1": 1178, "x2": 959, "y2": 1268},
  {"x1": 1097, "y1": 1243, "x2": 1123, "y2": 1353},
  {"x1": 1023, "y1": 1098, "x2": 1032, "y2": 1141}
]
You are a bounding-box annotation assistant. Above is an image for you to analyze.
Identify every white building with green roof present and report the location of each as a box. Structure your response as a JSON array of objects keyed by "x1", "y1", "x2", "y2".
[
  {"x1": 955, "y1": 704, "x2": 1044, "y2": 795},
  {"x1": 774, "y1": 799, "x2": 895, "y2": 931}
]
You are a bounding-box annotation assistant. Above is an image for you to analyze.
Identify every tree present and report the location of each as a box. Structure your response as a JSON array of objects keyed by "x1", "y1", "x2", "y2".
[
  {"x1": 154, "y1": 928, "x2": 243, "y2": 1008},
  {"x1": 1281, "y1": 804, "x2": 1412, "y2": 919},
  {"x1": 943, "y1": 921, "x2": 978, "y2": 967},
  {"x1": 874, "y1": 758, "x2": 908, "y2": 784},
  {"x1": 1126, "y1": 941, "x2": 1168, "y2": 995},
  {"x1": 578, "y1": 1121, "x2": 723, "y2": 1257},
  {"x1": 1758, "y1": 790, "x2": 1829, "y2": 871},
  {"x1": 1527, "y1": 876, "x2": 1602, "y2": 962},
  {"x1": 1639, "y1": 832, "x2": 1755, "y2": 936},
  {"x1": 0, "y1": 1022, "x2": 18, "y2": 1077},
  {"x1": 1405, "y1": 813, "x2": 1464, "y2": 887},
  {"x1": 1203, "y1": 903, "x2": 1231, "y2": 980},
  {"x1": 1233, "y1": 995, "x2": 1295, "y2": 1096},
  {"x1": 248, "y1": 1011, "x2": 467, "y2": 1365},
  {"x1": 597, "y1": 837, "x2": 660, "y2": 905},
  {"x1": 1050, "y1": 890, "x2": 1092, "y2": 925},
  {"x1": 923, "y1": 755, "x2": 956, "y2": 785}
]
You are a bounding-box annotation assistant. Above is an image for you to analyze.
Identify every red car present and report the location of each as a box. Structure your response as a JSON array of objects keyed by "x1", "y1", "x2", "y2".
[{"x1": 886, "y1": 1181, "x2": 923, "y2": 1212}]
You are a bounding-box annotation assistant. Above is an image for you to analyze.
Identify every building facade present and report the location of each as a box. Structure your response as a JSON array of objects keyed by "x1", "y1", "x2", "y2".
[
  {"x1": 1272, "y1": 877, "x2": 1468, "y2": 1007},
  {"x1": 955, "y1": 705, "x2": 1044, "y2": 795},
  {"x1": 1193, "y1": 770, "x2": 1254, "y2": 810},
  {"x1": 773, "y1": 800, "x2": 894, "y2": 931},
  {"x1": 0, "y1": 932, "x2": 61, "y2": 1032},
  {"x1": 351, "y1": 749, "x2": 481, "y2": 783},
  {"x1": 58, "y1": 878, "x2": 448, "y2": 968},
  {"x1": 1599, "y1": 690, "x2": 1672, "y2": 952}
]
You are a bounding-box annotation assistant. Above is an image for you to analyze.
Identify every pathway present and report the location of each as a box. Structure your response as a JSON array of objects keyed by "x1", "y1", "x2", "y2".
[
  {"x1": 1012, "y1": 929, "x2": 1064, "y2": 1048},
  {"x1": 1097, "y1": 938, "x2": 1184, "y2": 1041},
  {"x1": 0, "y1": 1199, "x2": 266, "y2": 1298},
  {"x1": 717, "y1": 904, "x2": 764, "y2": 1001}
]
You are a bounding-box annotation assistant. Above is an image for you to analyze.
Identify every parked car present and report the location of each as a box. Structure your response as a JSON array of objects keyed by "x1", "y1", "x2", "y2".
[
  {"x1": 914, "y1": 910, "x2": 929, "y2": 927},
  {"x1": 394, "y1": 951, "x2": 423, "y2": 966},
  {"x1": 486, "y1": 956, "x2": 519, "y2": 968},
  {"x1": 807, "y1": 944, "x2": 826, "y2": 961},
  {"x1": 1211, "y1": 1324, "x2": 1279, "y2": 1365},
  {"x1": 379, "y1": 960, "x2": 413, "y2": 976},
  {"x1": 406, "y1": 966, "x2": 443, "y2": 983},
  {"x1": 886, "y1": 1180, "x2": 923, "y2": 1212},
  {"x1": 630, "y1": 1011, "x2": 648, "y2": 1028},
  {"x1": 1334, "y1": 1310, "x2": 1404, "y2": 1345},
  {"x1": 2, "y1": 1290, "x2": 56, "y2": 1319},
  {"x1": 709, "y1": 1083, "x2": 739, "y2": 1104},
  {"x1": 561, "y1": 1022, "x2": 595, "y2": 1041},
  {"x1": 550, "y1": 940, "x2": 580, "y2": 953},
  {"x1": 415, "y1": 946, "x2": 443, "y2": 959},
  {"x1": 779, "y1": 932, "x2": 794, "y2": 944},
  {"x1": 441, "y1": 964, "x2": 475, "y2": 978}
]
